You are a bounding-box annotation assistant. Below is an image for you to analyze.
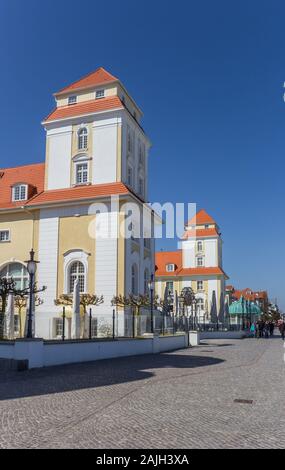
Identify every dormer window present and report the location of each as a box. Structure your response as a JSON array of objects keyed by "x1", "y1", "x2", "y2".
[
  {"x1": 166, "y1": 264, "x2": 175, "y2": 272},
  {"x1": 96, "y1": 89, "x2": 105, "y2": 99},
  {"x1": 68, "y1": 95, "x2": 77, "y2": 105},
  {"x1": 12, "y1": 184, "x2": 28, "y2": 202},
  {"x1": 78, "y1": 127, "x2": 88, "y2": 150}
]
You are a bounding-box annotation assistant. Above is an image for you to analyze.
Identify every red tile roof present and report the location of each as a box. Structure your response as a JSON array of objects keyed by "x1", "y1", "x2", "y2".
[
  {"x1": 44, "y1": 96, "x2": 124, "y2": 123},
  {"x1": 55, "y1": 67, "x2": 118, "y2": 96},
  {"x1": 178, "y1": 267, "x2": 228, "y2": 277},
  {"x1": 187, "y1": 209, "x2": 216, "y2": 226},
  {"x1": 155, "y1": 251, "x2": 228, "y2": 278},
  {"x1": 0, "y1": 163, "x2": 45, "y2": 211},
  {"x1": 27, "y1": 182, "x2": 130, "y2": 207},
  {"x1": 230, "y1": 288, "x2": 268, "y2": 302},
  {"x1": 183, "y1": 228, "x2": 220, "y2": 239},
  {"x1": 155, "y1": 251, "x2": 182, "y2": 276}
]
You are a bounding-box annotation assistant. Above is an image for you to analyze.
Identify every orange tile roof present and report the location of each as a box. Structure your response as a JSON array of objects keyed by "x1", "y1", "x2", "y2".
[
  {"x1": 27, "y1": 182, "x2": 130, "y2": 207},
  {"x1": 55, "y1": 67, "x2": 118, "y2": 95},
  {"x1": 187, "y1": 209, "x2": 216, "y2": 226},
  {"x1": 155, "y1": 251, "x2": 182, "y2": 276},
  {"x1": 44, "y1": 96, "x2": 124, "y2": 123},
  {"x1": 183, "y1": 228, "x2": 220, "y2": 239},
  {"x1": 0, "y1": 163, "x2": 45, "y2": 211},
  {"x1": 178, "y1": 267, "x2": 228, "y2": 277},
  {"x1": 231, "y1": 288, "x2": 268, "y2": 302},
  {"x1": 155, "y1": 250, "x2": 228, "y2": 278}
]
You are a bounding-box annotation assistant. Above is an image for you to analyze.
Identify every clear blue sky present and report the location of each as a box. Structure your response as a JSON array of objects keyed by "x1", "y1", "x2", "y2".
[{"x1": 0, "y1": 0, "x2": 284, "y2": 308}]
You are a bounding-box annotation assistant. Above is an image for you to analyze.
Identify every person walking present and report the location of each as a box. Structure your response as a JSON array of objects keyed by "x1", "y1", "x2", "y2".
[
  {"x1": 264, "y1": 322, "x2": 270, "y2": 338},
  {"x1": 250, "y1": 322, "x2": 256, "y2": 338},
  {"x1": 269, "y1": 321, "x2": 274, "y2": 337},
  {"x1": 279, "y1": 322, "x2": 285, "y2": 341}
]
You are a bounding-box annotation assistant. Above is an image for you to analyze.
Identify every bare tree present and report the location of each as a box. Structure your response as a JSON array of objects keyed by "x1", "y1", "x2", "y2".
[{"x1": 54, "y1": 294, "x2": 104, "y2": 313}]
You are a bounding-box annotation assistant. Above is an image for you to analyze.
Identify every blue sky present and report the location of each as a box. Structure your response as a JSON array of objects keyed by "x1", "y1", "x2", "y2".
[{"x1": 0, "y1": 0, "x2": 284, "y2": 307}]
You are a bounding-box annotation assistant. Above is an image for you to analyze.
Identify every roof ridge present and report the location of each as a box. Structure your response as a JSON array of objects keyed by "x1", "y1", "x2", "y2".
[{"x1": 55, "y1": 67, "x2": 118, "y2": 95}]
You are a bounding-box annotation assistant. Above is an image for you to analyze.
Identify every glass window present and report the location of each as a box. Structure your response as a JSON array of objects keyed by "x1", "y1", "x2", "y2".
[
  {"x1": 55, "y1": 318, "x2": 63, "y2": 337},
  {"x1": 69, "y1": 261, "x2": 85, "y2": 293},
  {"x1": 13, "y1": 184, "x2": 27, "y2": 202},
  {"x1": 197, "y1": 280, "x2": 204, "y2": 291},
  {"x1": 127, "y1": 166, "x2": 133, "y2": 186},
  {"x1": 78, "y1": 128, "x2": 88, "y2": 150},
  {"x1": 166, "y1": 281, "x2": 174, "y2": 294},
  {"x1": 0, "y1": 263, "x2": 28, "y2": 291},
  {"x1": 197, "y1": 241, "x2": 203, "y2": 252},
  {"x1": 196, "y1": 298, "x2": 204, "y2": 311},
  {"x1": 144, "y1": 269, "x2": 149, "y2": 294},
  {"x1": 131, "y1": 264, "x2": 138, "y2": 295},
  {"x1": 96, "y1": 89, "x2": 105, "y2": 99},
  {"x1": 166, "y1": 264, "x2": 175, "y2": 272},
  {"x1": 0, "y1": 230, "x2": 10, "y2": 242},
  {"x1": 76, "y1": 163, "x2": 88, "y2": 184},
  {"x1": 68, "y1": 96, "x2": 77, "y2": 105}
]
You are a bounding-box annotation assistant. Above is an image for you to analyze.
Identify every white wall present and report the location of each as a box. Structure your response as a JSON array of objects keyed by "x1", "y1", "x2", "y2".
[
  {"x1": 205, "y1": 239, "x2": 217, "y2": 266},
  {"x1": 0, "y1": 335, "x2": 188, "y2": 369},
  {"x1": 92, "y1": 117, "x2": 120, "y2": 184},
  {"x1": 95, "y1": 211, "x2": 118, "y2": 313},
  {"x1": 46, "y1": 126, "x2": 72, "y2": 190},
  {"x1": 182, "y1": 240, "x2": 195, "y2": 268}
]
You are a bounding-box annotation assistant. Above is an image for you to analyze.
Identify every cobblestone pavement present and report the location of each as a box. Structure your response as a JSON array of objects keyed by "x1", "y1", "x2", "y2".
[{"x1": 0, "y1": 336, "x2": 284, "y2": 449}]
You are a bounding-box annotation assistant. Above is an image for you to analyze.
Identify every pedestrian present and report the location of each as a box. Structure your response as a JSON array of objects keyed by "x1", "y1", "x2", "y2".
[
  {"x1": 279, "y1": 322, "x2": 285, "y2": 341},
  {"x1": 264, "y1": 322, "x2": 270, "y2": 338},
  {"x1": 250, "y1": 322, "x2": 256, "y2": 338},
  {"x1": 269, "y1": 321, "x2": 274, "y2": 337}
]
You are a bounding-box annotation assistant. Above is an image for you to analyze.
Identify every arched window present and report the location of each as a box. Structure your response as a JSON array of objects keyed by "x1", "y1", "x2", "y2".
[
  {"x1": 131, "y1": 264, "x2": 138, "y2": 295},
  {"x1": 0, "y1": 263, "x2": 28, "y2": 290},
  {"x1": 144, "y1": 268, "x2": 149, "y2": 295},
  {"x1": 78, "y1": 128, "x2": 88, "y2": 150},
  {"x1": 69, "y1": 261, "x2": 85, "y2": 293}
]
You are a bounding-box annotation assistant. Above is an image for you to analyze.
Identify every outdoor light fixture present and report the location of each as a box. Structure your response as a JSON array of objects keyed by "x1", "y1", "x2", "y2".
[
  {"x1": 148, "y1": 274, "x2": 155, "y2": 334},
  {"x1": 25, "y1": 249, "x2": 40, "y2": 339}
]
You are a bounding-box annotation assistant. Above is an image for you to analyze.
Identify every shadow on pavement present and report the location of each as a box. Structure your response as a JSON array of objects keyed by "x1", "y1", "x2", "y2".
[{"x1": 0, "y1": 351, "x2": 224, "y2": 401}]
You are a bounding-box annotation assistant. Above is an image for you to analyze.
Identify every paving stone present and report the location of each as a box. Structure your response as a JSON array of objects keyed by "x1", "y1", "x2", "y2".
[{"x1": 0, "y1": 336, "x2": 284, "y2": 449}]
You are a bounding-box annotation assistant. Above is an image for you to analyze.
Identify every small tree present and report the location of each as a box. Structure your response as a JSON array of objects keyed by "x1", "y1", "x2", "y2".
[
  {"x1": 0, "y1": 277, "x2": 46, "y2": 339},
  {"x1": 54, "y1": 294, "x2": 104, "y2": 313},
  {"x1": 14, "y1": 295, "x2": 44, "y2": 336}
]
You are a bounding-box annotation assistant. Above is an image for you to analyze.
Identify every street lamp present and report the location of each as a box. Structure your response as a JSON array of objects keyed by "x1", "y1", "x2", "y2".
[
  {"x1": 148, "y1": 274, "x2": 155, "y2": 334},
  {"x1": 25, "y1": 249, "x2": 39, "y2": 339}
]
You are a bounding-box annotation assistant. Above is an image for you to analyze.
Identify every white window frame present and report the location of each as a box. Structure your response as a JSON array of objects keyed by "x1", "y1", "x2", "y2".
[
  {"x1": 127, "y1": 165, "x2": 133, "y2": 187},
  {"x1": 96, "y1": 89, "x2": 105, "y2": 99},
  {"x1": 75, "y1": 162, "x2": 89, "y2": 185},
  {"x1": 196, "y1": 298, "x2": 204, "y2": 311},
  {"x1": 68, "y1": 95, "x2": 77, "y2": 105},
  {"x1": 0, "y1": 262, "x2": 28, "y2": 291},
  {"x1": 196, "y1": 257, "x2": 204, "y2": 267},
  {"x1": 197, "y1": 280, "x2": 204, "y2": 291},
  {"x1": 12, "y1": 184, "x2": 28, "y2": 202},
  {"x1": 166, "y1": 264, "x2": 175, "y2": 272},
  {"x1": 0, "y1": 230, "x2": 10, "y2": 243},
  {"x1": 63, "y1": 250, "x2": 89, "y2": 294},
  {"x1": 197, "y1": 240, "x2": 203, "y2": 252},
  {"x1": 78, "y1": 127, "x2": 88, "y2": 150}
]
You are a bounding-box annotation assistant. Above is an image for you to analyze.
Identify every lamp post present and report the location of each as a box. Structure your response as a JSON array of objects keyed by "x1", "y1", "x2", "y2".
[
  {"x1": 148, "y1": 274, "x2": 155, "y2": 334},
  {"x1": 25, "y1": 249, "x2": 39, "y2": 339}
]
